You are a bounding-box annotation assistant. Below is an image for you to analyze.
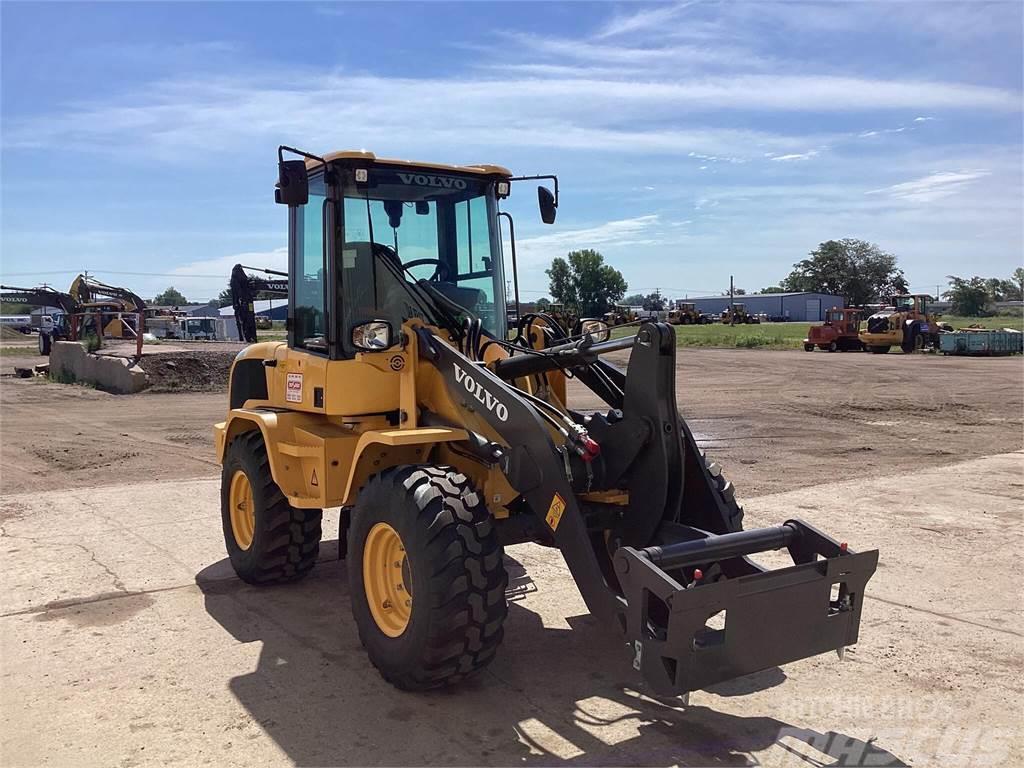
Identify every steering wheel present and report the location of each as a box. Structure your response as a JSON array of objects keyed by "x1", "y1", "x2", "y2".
[{"x1": 400, "y1": 257, "x2": 450, "y2": 282}]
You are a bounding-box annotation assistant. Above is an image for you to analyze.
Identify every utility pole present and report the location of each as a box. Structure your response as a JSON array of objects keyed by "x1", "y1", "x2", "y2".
[{"x1": 729, "y1": 275, "x2": 735, "y2": 325}]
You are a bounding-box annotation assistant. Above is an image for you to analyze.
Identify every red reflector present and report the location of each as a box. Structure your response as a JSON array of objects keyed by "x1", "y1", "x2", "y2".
[
  {"x1": 693, "y1": 568, "x2": 703, "y2": 581},
  {"x1": 840, "y1": 542, "x2": 848, "y2": 553}
]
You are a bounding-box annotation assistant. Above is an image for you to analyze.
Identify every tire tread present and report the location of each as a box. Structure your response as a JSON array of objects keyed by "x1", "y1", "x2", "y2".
[
  {"x1": 353, "y1": 464, "x2": 507, "y2": 691},
  {"x1": 225, "y1": 431, "x2": 322, "y2": 584}
]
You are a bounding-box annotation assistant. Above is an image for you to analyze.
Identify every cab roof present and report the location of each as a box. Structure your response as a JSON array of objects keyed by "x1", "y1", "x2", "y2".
[{"x1": 305, "y1": 150, "x2": 512, "y2": 178}]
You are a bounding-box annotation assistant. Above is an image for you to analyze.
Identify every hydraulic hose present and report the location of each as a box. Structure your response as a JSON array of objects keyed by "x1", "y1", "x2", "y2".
[{"x1": 492, "y1": 334, "x2": 636, "y2": 380}]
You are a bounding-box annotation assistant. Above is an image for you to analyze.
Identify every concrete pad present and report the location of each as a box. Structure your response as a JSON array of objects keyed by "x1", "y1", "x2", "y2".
[{"x1": 1, "y1": 455, "x2": 1022, "y2": 766}]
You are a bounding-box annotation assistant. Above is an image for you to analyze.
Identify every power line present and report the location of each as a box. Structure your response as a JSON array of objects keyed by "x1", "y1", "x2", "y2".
[{"x1": 0, "y1": 269, "x2": 230, "y2": 279}]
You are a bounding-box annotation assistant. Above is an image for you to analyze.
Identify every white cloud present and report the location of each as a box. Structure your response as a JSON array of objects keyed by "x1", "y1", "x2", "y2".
[
  {"x1": 511, "y1": 215, "x2": 662, "y2": 268},
  {"x1": 170, "y1": 246, "x2": 287, "y2": 278},
  {"x1": 771, "y1": 151, "x2": 820, "y2": 161},
  {"x1": 593, "y1": 2, "x2": 698, "y2": 39},
  {"x1": 144, "y1": 246, "x2": 288, "y2": 299},
  {"x1": 913, "y1": 116, "x2": 936, "y2": 122},
  {"x1": 492, "y1": 31, "x2": 761, "y2": 72},
  {"x1": 866, "y1": 169, "x2": 992, "y2": 203},
  {"x1": 5, "y1": 70, "x2": 1016, "y2": 163},
  {"x1": 859, "y1": 126, "x2": 907, "y2": 138}
]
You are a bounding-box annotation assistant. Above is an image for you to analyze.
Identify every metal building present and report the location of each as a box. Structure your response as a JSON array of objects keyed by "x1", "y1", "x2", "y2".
[{"x1": 682, "y1": 292, "x2": 845, "y2": 322}]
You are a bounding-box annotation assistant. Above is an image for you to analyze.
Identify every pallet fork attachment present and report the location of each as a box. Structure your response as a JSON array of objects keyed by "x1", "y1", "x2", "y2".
[
  {"x1": 615, "y1": 520, "x2": 877, "y2": 695},
  {"x1": 417, "y1": 322, "x2": 879, "y2": 696}
]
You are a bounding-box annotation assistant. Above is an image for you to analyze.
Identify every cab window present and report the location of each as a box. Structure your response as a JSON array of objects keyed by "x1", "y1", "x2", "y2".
[
  {"x1": 453, "y1": 196, "x2": 499, "y2": 330},
  {"x1": 292, "y1": 175, "x2": 328, "y2": 352}
]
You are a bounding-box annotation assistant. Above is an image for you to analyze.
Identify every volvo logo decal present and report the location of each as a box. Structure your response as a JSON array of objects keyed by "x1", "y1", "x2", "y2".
[
  {"x1": 397, "y1": 172, "x2": 468, "y2": 191},
  {"x1": 453, "y1": 363, "x2": 509, "y2": 422}
]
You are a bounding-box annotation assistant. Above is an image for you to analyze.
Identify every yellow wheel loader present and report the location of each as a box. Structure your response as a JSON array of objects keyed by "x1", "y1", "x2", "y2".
[
  {"x1": 859, "y1": 294, "x2": 940, "y2": 354},
  {"x1": 720, "y1": 302, "x2": 760, "y2": 325},
  {"x1": 214, "y1": 147, "x2": 877, "y2": 694},
  {"x1": 668, "y1": 302, "x2": 708, "y2": 325}
]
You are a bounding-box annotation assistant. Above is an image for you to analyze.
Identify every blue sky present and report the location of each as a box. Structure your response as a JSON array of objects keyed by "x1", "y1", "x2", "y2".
[{"x1": 1, "y1": 1, "x2": 1021, "y2": 302}]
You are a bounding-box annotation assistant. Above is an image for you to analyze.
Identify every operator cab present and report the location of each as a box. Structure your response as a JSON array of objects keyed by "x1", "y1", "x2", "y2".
[
  {"x1": 894, "y1": 295, "x2": 929, "y2": 314},
  {"x1": 275, "y1": 148, "x2": 557, "y2": 359}
]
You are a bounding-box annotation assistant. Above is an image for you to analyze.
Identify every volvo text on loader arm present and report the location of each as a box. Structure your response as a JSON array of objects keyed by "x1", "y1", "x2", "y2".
[{"x1": 214, "y1": 147, "x2": 878, "y2": 694}]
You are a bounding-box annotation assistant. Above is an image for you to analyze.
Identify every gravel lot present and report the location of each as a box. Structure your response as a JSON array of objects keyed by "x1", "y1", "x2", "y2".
[{"x1": 1, "y1": 346, "x2": 1021, "y2": 766}]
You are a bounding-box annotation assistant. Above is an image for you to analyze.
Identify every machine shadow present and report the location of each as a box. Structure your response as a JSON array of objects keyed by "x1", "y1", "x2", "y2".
[{"x1": 196, "y1": 549, "x2": 905, "y2": 767}]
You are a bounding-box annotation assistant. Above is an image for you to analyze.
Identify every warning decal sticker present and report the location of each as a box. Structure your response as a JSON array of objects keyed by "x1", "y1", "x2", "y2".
[
  {"x1": 545, "y1": 493, "x2": 566, "y2": 531},
  {"x1": 286, "y1": 373, "x2": 303, "y2": 403}
]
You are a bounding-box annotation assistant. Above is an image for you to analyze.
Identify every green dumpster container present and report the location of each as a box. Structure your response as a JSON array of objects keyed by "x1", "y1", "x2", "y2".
[{"x1": 940, "y1": 330, "x2": 1023, "y2": 356}]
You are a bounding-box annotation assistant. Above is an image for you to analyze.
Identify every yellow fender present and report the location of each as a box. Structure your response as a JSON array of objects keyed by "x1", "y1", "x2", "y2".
[{"x1": 215, "y1": 411, "x2": 467, "y2": 509}]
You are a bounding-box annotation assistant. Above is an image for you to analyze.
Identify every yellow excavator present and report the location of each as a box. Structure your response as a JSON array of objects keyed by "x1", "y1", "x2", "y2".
[{"x1": 214, "y1": 147, "x2": 876, "y2": 695}]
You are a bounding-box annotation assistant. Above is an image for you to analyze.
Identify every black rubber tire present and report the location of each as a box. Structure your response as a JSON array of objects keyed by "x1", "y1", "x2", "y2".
[
  {"x1": 803, "y1": 343, "x2": 814, "y2": 352},
  {"x1": 348, "y1": 465, "x2": 508, "y2": 691},
  {"x1": 220, "y1": 430, "x2": 322, "y2": 584},
  {"x1": 869, "y1": 345, "x2": 891, "y2": 354},
  {"x1": 39, "y1": 332, "x2": 51, "y2": 356},
  {"x1": 702, "y1": 451, "x2": 745, "y2": 532},
  {"x1": 828, "y1": 341, "x2": 838, "y2": 353},
  {"x1": 902, "y1": 325, "x2": 920, "y2": 354}
]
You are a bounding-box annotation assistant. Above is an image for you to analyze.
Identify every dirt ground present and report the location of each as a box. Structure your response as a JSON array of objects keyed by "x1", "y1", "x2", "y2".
[
  {"x1": 1, "y1": 346, "x2": 1020, "y2": 497},
  {"x1": 1, "y1": 346, "x2": 1022, "y2": 766}
]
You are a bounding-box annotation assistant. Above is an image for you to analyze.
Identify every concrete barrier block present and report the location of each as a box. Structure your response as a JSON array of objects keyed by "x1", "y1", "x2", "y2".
[{"x1": 49, "y1": 341, "x2": 149, "y2": 394}]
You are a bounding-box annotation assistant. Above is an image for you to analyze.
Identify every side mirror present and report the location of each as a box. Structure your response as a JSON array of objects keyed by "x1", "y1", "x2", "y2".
[
  {"x1": 579, "y1": 318, "x2": 611, "y2": 343},
  {"x1": 352, "y1": 320, "x2": 395, "y2": 351},
  {"x1": 275, "y1": 160, "x2": 309, "y2": 207},
  {"x1": 538, "y1": 186, "x2": 557, "y2": 224}
]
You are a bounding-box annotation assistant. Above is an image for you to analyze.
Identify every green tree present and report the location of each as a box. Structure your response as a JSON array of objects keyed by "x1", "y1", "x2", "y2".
[
  {"x1": 545, "y1": 249, "x2": 627, "y2": 317},
  {"x1": 983, "y1": 278, "x2": 1013, "y2": 302},
  {"x1": 642, "y1": 292, "x2": 665, "y2": 311},
  {"x1": 944, "y1": 276, "x2": 993, "y2": 316},
  {"x1": 760, "y1": 285, "x2": 786, "y2": 294},
  {"x1": 780, "y1": 239, "x2": 908, "y2": 306},
  {"x1": 622, "y1": 293, "x2": 646, "y2": 306},
  {"x1": 153, "y1": 286, "x2": 188, "y2": 306},
  {"x1": 217, "y1": 285, "x2": 234, "y2": 307},
  {"x1": 1013, "y1": 267, "x2": 1024, "y2": 301},
  {"x1": 988, "y1": 277, "x2": 1022, "y2": 302},
  {"x1": 535, "y1": 297, "x2": 551, "y2": 310}
]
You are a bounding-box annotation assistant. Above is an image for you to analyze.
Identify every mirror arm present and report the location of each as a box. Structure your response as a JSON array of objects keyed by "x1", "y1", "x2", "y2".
[
  {"x1": 508, "y1": 174, "x2": 559, "y2": 207},
  {"x1": 279, "y1": 144, "x2": 328, "y2": 171},
  {"x1": 498, "y1": 211, "x2": 521, "y2": 323}
]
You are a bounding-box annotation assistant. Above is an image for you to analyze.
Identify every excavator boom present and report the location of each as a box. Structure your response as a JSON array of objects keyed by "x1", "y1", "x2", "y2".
[{"x1": 229, "y1": 264, "x2": 288, "y2": 342}]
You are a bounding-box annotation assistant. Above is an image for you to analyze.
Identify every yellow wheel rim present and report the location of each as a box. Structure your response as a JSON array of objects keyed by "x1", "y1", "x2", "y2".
[
  {"x1": 363, "y1": 522, "x2": 412, "y2": 637},
  {"x1": 229, "y1": 470, "x2": 255, "y2": 550}
]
